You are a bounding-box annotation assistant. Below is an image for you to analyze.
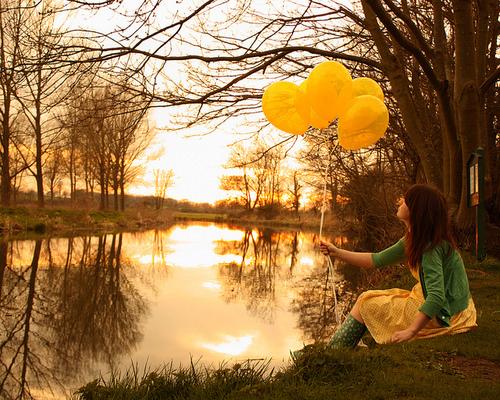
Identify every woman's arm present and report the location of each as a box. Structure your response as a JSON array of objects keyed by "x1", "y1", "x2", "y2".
[
  {"x1": 391, "y1": 312, "x2": 431, "y2": 343},
  {"x1": 418, "y1": 248, "x2": 447, "y2": 320},
  {"x1": 319, "y1": 240, "x2": 374, "y2": 269},
  {"x1": 320, "y1": 238, "x2": 406, "y2": 269}
]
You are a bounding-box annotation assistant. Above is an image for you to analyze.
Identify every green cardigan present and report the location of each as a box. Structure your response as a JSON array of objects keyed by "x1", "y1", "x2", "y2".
[{"x1": 371, "y1": 238, "x2": 471, "y2": 327}]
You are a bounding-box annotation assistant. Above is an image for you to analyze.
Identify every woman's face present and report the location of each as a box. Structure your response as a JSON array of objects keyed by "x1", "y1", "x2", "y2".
[{"x1": 397, "y1": 197, "x2": 410, "y2": 224}]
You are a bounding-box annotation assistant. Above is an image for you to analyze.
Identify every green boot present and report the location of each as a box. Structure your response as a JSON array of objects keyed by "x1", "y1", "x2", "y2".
[{"x1": 328, "y1": 314, "x2": 367, "y2": 349}]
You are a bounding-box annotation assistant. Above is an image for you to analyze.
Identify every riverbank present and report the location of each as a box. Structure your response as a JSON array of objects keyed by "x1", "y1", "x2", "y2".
[
  {"x1": 0, "y1": 207, "x2": 337, "y2": 240},
  {"x1": 76, "y1": 253, "x2": 500, "y2": 400},
  {"x1": 172, "y1": 210, "x2": 335, "y2": 232},
  {"x1": 0, "y1": 206, "x2": 177, "y2": 240}
]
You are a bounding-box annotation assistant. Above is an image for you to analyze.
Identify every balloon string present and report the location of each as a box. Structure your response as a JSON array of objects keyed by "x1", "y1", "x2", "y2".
[{"x1": 319, "y1": 159, "x2": 340, "y2": 326}]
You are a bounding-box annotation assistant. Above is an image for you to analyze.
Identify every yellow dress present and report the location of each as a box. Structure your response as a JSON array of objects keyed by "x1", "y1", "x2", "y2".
[{"x1": 357, "y1": 268, "x2": 478, "y2": 344}]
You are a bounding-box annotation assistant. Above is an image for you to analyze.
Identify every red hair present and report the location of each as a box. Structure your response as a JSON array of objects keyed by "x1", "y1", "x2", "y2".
[{"x1": 404, "y1": 184, "x2": 456, "y2": 270}]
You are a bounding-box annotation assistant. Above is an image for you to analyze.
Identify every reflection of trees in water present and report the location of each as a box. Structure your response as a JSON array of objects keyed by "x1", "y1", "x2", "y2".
[
  {"x1": 116, "y1": 229, "x2": 170, "y2": 297},
  {"x1": 215, "y1": 228, "x2": 300, "y2": 323},
  {"x1": 290, "y1": 258, "x2": 360, "y2": 343},
  {"x1": 152, "y1": 229, "x2": 168, "y2": 269},
  {"x1": 145, "y1": 229, "x2": 171, "y2": 290},
  {"x1": 0, "y1": 234, "x2": 148, "y2": 399},
  {"x1": 47, "y1": 234, "x2": 147, "y2": 374},
  {"x1": 214, "y1": 227, "x2": 367, "y2": 344},
  {"x1": 0, "y1": 240, "x2": 48, "y2": 399},
  {"x1": 291, "y1": 249, "x2": 371, "y2": 343}
]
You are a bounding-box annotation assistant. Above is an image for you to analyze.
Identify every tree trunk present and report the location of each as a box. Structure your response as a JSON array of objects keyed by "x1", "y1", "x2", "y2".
[
  {"x1": 69, "y1": 146, "x2": 75, "y2": 202},
  {"x1": 120, "y1": 164, "x2": 126, "y2": 211},
  {"x1": 105, "y1": 176, "x2": 109, "y2": 210},
  {"x1": 99, "y1": 169, "x2": 106, "y2": 210},
  {"x1": 1, "y1": 96, "x2": 11, "y2": 207},
  {"x1": 453, "y1": 0, "x2": 483, "y2": 227},
  {"x1": 120, "y1": 182, "x2": 125, "y2": 211},
  {"x1": 113, "y1": 183, "x2": 119, "y2": 211},
  {"x1": 455, "y1": 82, "x2": 482, "y2": 226},
  {"x1": 35, "y1": 104, "x2": 44, "y2": 208},
  {"x1": 362, "y1": 2, "x2": 443, "y2": 190}
]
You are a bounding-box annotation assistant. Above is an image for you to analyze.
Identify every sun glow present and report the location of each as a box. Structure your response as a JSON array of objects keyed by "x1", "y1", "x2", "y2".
[
  {"x1": 127, "y1": 110, "x2": 237, "y2": 204},
  {"x1": 201, "y1": 335, "x2": 254, "y2": 356},
  {"x1": 299, "y1": 256, "x2": 314, "y2": 267},
  {"x1": 202, "y1": 281, "x2": 222, "y2": 290},
  {"x1": 164, "y1": 225, "x2": 244, "y2": 268}
]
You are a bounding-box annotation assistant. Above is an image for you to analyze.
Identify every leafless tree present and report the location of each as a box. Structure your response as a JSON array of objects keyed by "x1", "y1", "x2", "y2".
[
  {"x1": 106, "y1": 86, "x2": 154, "y2": 210},
  {"x1": 153, "y1": 168, "x2": 174, "y2": 209},
  {"x1": 14, "y1": 0, "x2": 91, "y2": 208},
  {"x1": 287, "y1": 170, "x2": 303, "y2": 214},
  {"x1": 0, "y1": 1, "x2": 25, "y2": 206},
  {"x1": 44, "y1": 148, "x2": 64, "y2": 203},
  {"x1": 58, "y1": 79, "x2": 153, "y2": 210},
  {"x1": 221, "y1": 139, "x2": 285, "y2": 212}
]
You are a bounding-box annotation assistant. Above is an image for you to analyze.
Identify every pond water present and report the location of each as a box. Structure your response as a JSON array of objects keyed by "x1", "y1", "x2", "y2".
[{"x1": 0, "y1": 221, "x2": 363, "y2": 399}]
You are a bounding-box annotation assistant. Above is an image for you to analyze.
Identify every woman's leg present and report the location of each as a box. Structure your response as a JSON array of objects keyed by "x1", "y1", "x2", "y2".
[
  {"x1": 328, "y1": 296, "x2": 367, "y2": 349},
  {"x1": 350, "y1": 298, "x2": 365, "y2": 324}
]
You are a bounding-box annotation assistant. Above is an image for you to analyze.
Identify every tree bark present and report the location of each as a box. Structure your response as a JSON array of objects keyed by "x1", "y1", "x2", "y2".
[
  {"x1": 1, "y1": 102, "x2": 11, "y2": 206},
  {"x1": 35, "y1": 95, "x2": 44, "y2": 208},
  {"x1": 362, "y1": 2, "x2": 443, "y2": 189},
  {"x1": 452, "y1": 0, "x2": 483, "y2": 226}
]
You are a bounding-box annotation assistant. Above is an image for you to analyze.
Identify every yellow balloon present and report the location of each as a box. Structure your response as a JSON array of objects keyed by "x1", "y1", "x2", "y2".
[
  {"x1": 338, "y1": 95, "x2": 389, "y2": 150},
  {"x1": 306, "y1": 61, "x2": 353, "y2": 122},
  {"x1": 296, "y1": 81, "x2": 330, "y2": 129},
  {"x1": 352, "y1": 77, "x2": 384, "y2": 101},
  {"x1": 262, "y1": 81, "x2": 310, "y2": 135}
]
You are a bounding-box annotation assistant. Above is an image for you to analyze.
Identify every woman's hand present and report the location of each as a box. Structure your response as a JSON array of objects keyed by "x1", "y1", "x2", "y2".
[
  {"x1": 318, "y1": 241, "x2": 374, "y2": 268},
  {"x1": 319, "y1": 240, "x2": 338, "y2": 257},
  {"x1": 390, "y1": 328, "x2": 417, "y2": 343},
  {"x1": 391, "y1": 312, "x2": 429, "y2": 343}
]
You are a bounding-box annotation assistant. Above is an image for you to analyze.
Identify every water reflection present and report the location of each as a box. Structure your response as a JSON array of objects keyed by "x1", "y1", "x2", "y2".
[
  {"x1": 290, "y1": 260, "x2": 360, "y2": 343},
  {"x1": 201, "y1": 334, "x2": 254, "y2": 356},
  {"x1": 216, "y1": 228, "x2": 300, "y2": 323},
  {"x1": 0, "y1": 234, "x2": 147, "y2": 399},
  {"x1": 214, "y1": 228, "x2": 360, "y2": 341},
  {"x1": 48, "y1": 235, "x2": 147, "y2": 372},
  {"x1": 0, "y1": 222, "x2": 361, "y2": 399}
]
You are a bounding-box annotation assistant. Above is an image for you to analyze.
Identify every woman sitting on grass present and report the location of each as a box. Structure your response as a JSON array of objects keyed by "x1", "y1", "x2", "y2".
[{"x1": 319, "y1": 184, "x2": 477, "y2": 348}]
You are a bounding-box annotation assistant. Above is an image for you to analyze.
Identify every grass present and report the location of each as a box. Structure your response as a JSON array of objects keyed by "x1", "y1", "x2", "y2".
[
  {"x1": 76, "y1": 359, "x2": 273, "y2": 400},
  {"x1": 171, "y1": 210, "x2": 335, "y2": 233},
  {"x1": 75, "y1": 255, "x2": 500, "y2": 400},
  {"x1": 0, "y1": 206, "x2": 175, "y2": 239},
  {"x1": 173, "y1": 212, "x2": 228, "y2": 221},
  {"x1": 0, "y1": 206, "x2": 341, "y2": 240}
]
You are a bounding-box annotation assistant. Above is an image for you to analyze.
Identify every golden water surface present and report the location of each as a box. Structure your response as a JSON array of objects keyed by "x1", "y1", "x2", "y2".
[{"x1": 0, "y1": 222, "x2": 358, "y2": 399}]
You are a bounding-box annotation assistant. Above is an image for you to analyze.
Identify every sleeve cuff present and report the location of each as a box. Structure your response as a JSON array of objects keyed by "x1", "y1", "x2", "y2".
[{"x1": 419, "y1": 300, "x2": 442, "y2": 318}]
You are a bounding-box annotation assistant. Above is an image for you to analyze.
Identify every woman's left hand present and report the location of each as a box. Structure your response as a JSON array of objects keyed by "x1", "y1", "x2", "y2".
[{"x1": 390, "y1": 328, "x2": 416, "y2": 343}]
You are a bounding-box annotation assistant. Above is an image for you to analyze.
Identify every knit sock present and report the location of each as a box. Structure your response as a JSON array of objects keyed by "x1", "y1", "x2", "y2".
[{"x1": 328, "y1": 314, "x2": 367, "y2": 349}]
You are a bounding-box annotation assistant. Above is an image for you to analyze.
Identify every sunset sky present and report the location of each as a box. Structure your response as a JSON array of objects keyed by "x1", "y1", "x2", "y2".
[
  {"x1": 130, "y1": 109, "x2": 238, "y2": 203},
  {"x1": 59, "y1": 1, "x2": 308, "y2": 204},
  {"x1": 131, "y1": 109, "x2": 301, "y2": 204}
]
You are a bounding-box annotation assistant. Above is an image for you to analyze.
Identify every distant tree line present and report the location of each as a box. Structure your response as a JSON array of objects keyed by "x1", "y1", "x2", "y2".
[
  {"x1": 219, "y1": 140, "x2": 297, "y2": 215},
  {"x1": 0, "y1": 1, "x2": 154, "y2": 210},
  {"x1": 218, "y1": 128, "x2": 411, "y2": 247}
]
